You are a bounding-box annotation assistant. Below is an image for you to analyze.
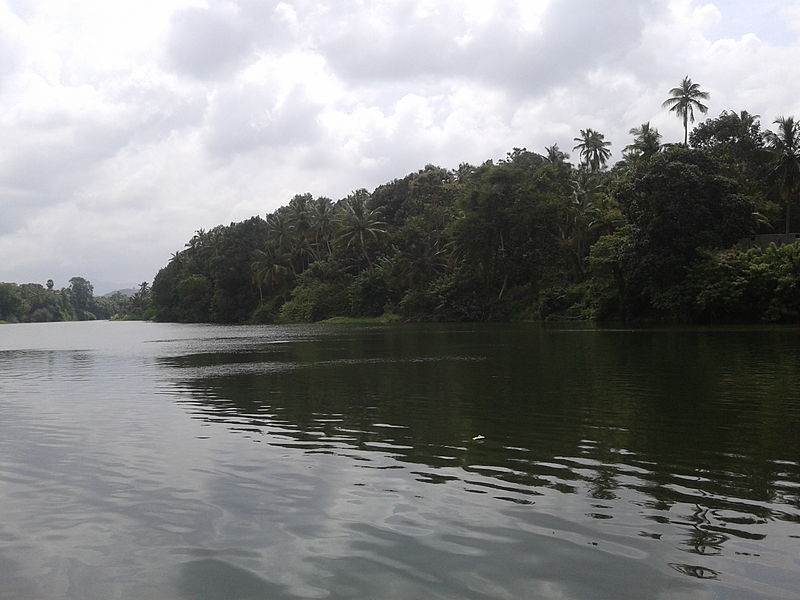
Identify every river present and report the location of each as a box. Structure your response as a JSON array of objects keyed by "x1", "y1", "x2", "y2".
[{"x1": 0, "y1": 320, "x2": 798, "y2": 599}]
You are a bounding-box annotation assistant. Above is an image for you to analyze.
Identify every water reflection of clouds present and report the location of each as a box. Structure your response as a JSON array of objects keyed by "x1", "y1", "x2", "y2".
[
  {"x1": 4, "y1": 322, "x2": 799, "y2": 598},
  {"x1": 185, "y1": 430, "x2": 702, "y2": 600},
  {"x1": 151, "y1": 324, "x2": 800, "y2": 598},
  {"x1": 173, "y1": 401, "x2": 795, "y2": 596},
  {"x1": 168, "y1": 387, "x2": 718, "y2": 595}
]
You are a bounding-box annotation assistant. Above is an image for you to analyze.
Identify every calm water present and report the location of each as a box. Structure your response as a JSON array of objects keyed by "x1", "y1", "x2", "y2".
[{"x1": 0, "y1": 321, "x2": 798, "y2": 599}]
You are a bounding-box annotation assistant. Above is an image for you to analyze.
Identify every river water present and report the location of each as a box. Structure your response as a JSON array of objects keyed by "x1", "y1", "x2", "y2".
[{"x1": 0, "y1": 320, "x2": 798, "y2": 599}]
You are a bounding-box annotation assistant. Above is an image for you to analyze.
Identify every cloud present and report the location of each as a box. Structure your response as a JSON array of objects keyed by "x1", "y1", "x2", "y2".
[
  {"x1": 164, "y1": 1, "x2": 301, "y2": 80},
  {"x1": 166, "y1": 5, "x2": 256, "y2": 79},
  {"x1": 204, "y1": 81, "x2": 322, "y2": 157},
  {"x1": 317, "y1": 0, "x2": 660, "y2": 96},
  {"x1": 2, "y1": 0, "x2": 800, "y2": 292}
]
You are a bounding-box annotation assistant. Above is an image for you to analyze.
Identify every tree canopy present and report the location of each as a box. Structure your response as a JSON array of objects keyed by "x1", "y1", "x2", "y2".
[
  {"x1": 7, "y1": 91, "x2": 800, "y2": 326},
  {"x1": 142, "y1": 104, "x2": 799, "y2": 326}
]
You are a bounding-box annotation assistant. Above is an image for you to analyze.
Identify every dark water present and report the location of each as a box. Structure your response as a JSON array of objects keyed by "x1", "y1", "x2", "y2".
[{"x1": 1, "y1": 321, "x2": 798, "y2": 599}]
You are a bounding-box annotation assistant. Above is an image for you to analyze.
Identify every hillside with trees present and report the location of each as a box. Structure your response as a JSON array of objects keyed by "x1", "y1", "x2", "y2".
[
  {"x1": 148, "y1": 80, "x2": 800, "y2": 325},
  {"x1": 5, "y1": 78, "x2": 799, "y2": 326}
]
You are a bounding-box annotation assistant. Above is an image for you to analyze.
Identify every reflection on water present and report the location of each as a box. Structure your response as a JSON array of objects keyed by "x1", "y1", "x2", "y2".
[{"x1": 1, "y1": 321, "x2": 799, "y2": 599}]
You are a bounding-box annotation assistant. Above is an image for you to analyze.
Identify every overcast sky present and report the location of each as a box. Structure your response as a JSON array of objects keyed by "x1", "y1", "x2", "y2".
[{"x1": 1, "y1": 0, "x2": 800, "y2": 293}]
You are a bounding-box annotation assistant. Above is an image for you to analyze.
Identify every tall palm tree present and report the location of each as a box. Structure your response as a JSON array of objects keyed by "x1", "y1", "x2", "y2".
[
  {"x1": 310, "y1": 196, "x2": 336, "y2": 259},
  {"x1": 336, "y1": 195, "x2": 386, "y2": 270},
  {"x1": 185, "y1": 228, "x2": 206, "y2": 251},
  {"x1": 662, "y1": 76, "x2": 710, "y2": 145},
  {"x1": 573, "y1": 129, "x2": 612, "y2": 171},
  {"x1": 764, "y1": 116, "x2": 800, "y2": 234},
  {"x1": 564, "y1": 171, "x2": 606, "y2": 277},
  {"x1": 624, "y1": 122, "x2": 662, "y2": 158},
  {"x1": 265, "y1": 212, "x2": 292, "y2": 250},
  {"x1": 286, "y1": 194, "x2": 313, "y2": 238},
  {"x1": 251, "y1": 245, "x2": 291, "y2": 303}
]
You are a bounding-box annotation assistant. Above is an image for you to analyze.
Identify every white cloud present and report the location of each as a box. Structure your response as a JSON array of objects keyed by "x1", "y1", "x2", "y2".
[{"x1": 1, "y1": 0, "x2": 800, "y2": 292}]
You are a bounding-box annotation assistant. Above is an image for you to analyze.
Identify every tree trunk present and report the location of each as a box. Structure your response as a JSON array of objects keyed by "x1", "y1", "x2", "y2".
[
  {"x1": 683, "y1": 112, "x2": 688, "y2": 146},
  {"x1": 786, "y1": 196, "x2": 792, "y2": 235},
  {"x1": 497, "y1": 273, "x2": 508, "y2": 300}
]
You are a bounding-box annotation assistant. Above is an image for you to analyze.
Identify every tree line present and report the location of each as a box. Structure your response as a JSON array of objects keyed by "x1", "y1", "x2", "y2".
[
  {"x1": 4, "y1": 77, "x2": 799, "y2": 325},
  {"x1": 150, "y1": 78, "x2": 800, "y2": 324},
  {"x1": 0, "y1": 278, "x2": 151, "y2": 323}
]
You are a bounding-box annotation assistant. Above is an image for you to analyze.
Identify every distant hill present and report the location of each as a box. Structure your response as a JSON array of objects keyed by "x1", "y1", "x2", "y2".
[{"x1": 102, "y1": 288, "x2": 137, "y2": 298}]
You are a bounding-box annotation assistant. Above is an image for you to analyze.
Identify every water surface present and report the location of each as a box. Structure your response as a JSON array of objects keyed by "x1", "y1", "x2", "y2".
[{"x1": 1, "y1": 321, "x2": 798, "y2": 599}]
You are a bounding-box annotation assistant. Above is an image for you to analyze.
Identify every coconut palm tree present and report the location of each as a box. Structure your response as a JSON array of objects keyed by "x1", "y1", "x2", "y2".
[
  {"x1": 310, "y1": 196, "x2": 336, "y2": 259},
  {"x1": 544, "y1": 144, "x2": 569, "y2": 166},
  {"x1": 624, "y1": 122, "x2": 662, "y2": 158},
  {"x1": 286, "y1": 194, "x2": 313, "y2": 239},
  {"x1": 564, "y1": 171, "x2": 606, "y2": 276},
  {"x1": 251, "y1": 245, "x2": 291, "y2": 303},
  {"x1": 662, "y1": 76, "x2": 710, "y2": 145},
  {"x1": 764, "y1": 116, "x2": 800, "y2": 234},
  {"x1": 336, "y1": 194, "x2": 386, "y2": 270},
  {"x1": 572, "y1": 129, "x2": 612, "y2": 171},
  {"x1": 265, "y1": 212, "x2": 292, "y2": 250}
]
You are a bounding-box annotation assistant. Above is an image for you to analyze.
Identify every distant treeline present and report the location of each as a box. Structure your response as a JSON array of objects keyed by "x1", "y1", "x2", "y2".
[
  {"x1": 150, "y1": 107, "x2": 800, "y2": 325},
  {"x1": 0, "y1": 278, "x2": 151, "y2": 323}
]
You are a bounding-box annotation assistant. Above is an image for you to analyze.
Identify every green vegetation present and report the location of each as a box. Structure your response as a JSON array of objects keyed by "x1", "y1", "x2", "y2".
[
  {"x1": 0, "y1": 279, "x2": 153, "y2": 323},
  {"x1": 6, "y1": 78, "x2": 800, "y2": 326},
  {"x1": 148, "y1": 79, "x2": 800, "y2": 325}
]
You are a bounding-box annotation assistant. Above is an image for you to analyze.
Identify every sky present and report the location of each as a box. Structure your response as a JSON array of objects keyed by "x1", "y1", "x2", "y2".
[{"x1": 1, "y1": 0, "x2": 800, "y2": 294}]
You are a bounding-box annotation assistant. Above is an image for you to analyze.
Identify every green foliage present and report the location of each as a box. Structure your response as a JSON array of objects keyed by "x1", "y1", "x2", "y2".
[
  {"x1": 145, "y1": 115, "x2": 800, "y2": 325},
  {"x1": 573, "y1": 129, "x2": 612, "y2": 171},
  {"x1": 99, "y1": 282, "x2": 153, "y2": 321},
  {"x1": 0, "y1": 277, "x2": 114, "y2": 323},
  {"x1": 686, "y1": 243, "x2": 800, "y2": 323},
  {"x1": 152, "y1": 259, "x2": 182, "y2": 321},
  {"x1": 175, "y1": 275, "x2": 212, "y2": 322},
  {"x1": 69, "y1": 277, "x2": 93, "y2": 312},
  {"x1": 613, "y1": 147, "x2": 757, "y2": 315},
  {"x1": 9, "y1": 90, "x2": 800, "y2": 327},
  {"x1": 279, "y1": 273, "x2": 350, "y2": 323},
  {"x1": 0, "y1": 283, "x2": 22, "y2": 322},
  {"x1": 587, "y1": 225, "x2": 640, "y2": 319},
  {"x1": 690, "y1": 110, "x2": 772, "y2": 211},
  {"x1": 624, "y1": 122, "x2": 662, "y2": 160},
  {"x1": 763, "y1": 116, "x2": 800, "y2": 234},
  {"x1": 407, "y1": 270, "x2": 495, "y2": 322},
  {"x1": 29, "y1": 308, "x2": 52, "y2": 322},
  {"x1": 347, "y1": 269, "x2": 390, "y2": 317},
  {"x1": 250, "y1": 297, "x2": 282, "y2": 324}
]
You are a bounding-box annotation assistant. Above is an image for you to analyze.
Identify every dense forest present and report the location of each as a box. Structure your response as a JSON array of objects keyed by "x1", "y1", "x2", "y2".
[
  {"x1": 3, "y1": 78, "x2": 799, "y2": 325},
  {"x1": 148, "y1": 80, "x2": 800, "y2": 325}
]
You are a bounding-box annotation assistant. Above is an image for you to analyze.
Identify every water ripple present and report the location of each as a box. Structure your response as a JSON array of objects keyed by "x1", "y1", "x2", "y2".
[{"x1": 2, "y1": 321, "x2": 800, "y2": 599}]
